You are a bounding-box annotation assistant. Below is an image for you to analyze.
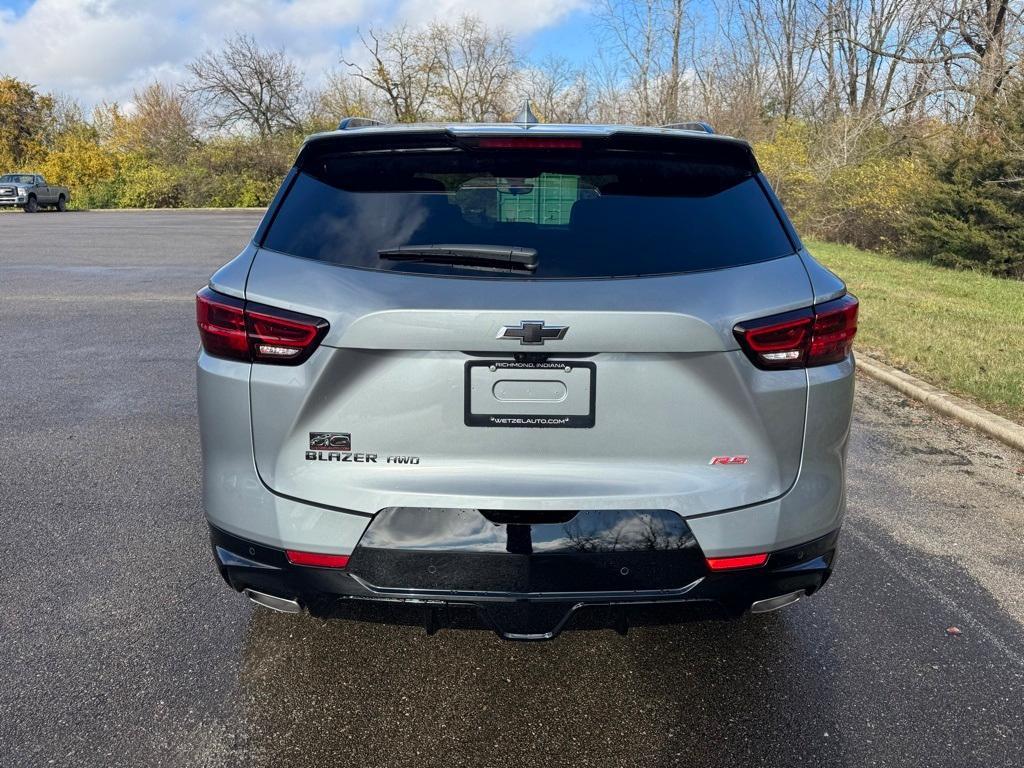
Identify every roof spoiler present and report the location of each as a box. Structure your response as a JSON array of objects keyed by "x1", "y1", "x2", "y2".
[
  {"x1": 337, "y1": 116, "x2": 385, "y2": 130},
  {"x1": 661, "y1": 121, "x2": 715, "y2": 134},
  {"x1": 301, "y1": 122, "x2": 756, "y2": 173}
]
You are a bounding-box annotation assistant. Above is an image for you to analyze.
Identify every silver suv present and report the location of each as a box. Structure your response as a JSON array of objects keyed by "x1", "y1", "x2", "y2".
[{"x1": 196, "y1": 119, "x2": 857, "y2": 640}]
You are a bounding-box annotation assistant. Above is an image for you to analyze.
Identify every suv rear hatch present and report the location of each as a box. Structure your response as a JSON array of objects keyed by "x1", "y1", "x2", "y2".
[{"x1": 243, "y1": 128, "x2": 812, "y2": 515}]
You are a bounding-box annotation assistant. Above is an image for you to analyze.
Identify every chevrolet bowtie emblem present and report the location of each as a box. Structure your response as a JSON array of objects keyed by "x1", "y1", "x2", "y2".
[{"x1": 496, "y1": 321, "x2": 568, "y2": 345}]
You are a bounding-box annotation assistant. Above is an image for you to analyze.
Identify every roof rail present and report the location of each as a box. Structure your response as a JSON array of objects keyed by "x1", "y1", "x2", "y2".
[
  {"x1": 661, "y1": 121, "x2": 715, "y2": 134},
  {"x1": 337, "y1": 116, "x2": 384, "y2": 130}
]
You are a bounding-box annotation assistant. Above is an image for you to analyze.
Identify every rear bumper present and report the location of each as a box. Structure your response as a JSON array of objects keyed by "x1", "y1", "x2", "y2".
[{"x1": 210, "y1": 515, "x2": 839, "y2": 640}]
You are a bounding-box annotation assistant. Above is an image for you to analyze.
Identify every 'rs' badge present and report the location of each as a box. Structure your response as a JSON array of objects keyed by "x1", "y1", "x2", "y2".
[{"x1": 710, "y1": 455, "x2": 749, "y2": 465}]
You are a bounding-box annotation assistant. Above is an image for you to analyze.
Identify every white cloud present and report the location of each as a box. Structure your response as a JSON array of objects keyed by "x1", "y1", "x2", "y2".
[
  {"x1": 0, "y1": 0, "x2": 586, "y2": 108},
  {"x1": 198, "y1": 0, "x2": 369, "y2": 42},
  {"x1": 1, "y1": 2, "x2": 181, "y2": 89},
  {"x1": 393, "y1": 0, "x2": 590, "y2": 34}
]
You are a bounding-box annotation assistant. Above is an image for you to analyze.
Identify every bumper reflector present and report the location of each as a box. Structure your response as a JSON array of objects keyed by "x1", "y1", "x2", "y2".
[
  {"x1": 285, "y1": 550, "x2": 351, "y2": 569},
  {"x1": 705, "y1": 552, "x2": 769, "y2": 571}
]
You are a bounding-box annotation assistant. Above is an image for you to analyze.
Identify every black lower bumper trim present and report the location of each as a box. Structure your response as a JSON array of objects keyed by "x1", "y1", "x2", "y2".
[
  {"x1": 349, "y1": 507, "x2": 708, "y2": 594},
  {"x1": 210, "y1": 514, "x2": 839, "y2": 640}
]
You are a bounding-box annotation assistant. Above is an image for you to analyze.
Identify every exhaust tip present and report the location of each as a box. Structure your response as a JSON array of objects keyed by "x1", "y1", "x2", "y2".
[
  {"x1": 243, "y1": 588, "x2": 302, "y2": 614},
  {"x1": 750, "y1": 590, "x2": 804, "y2": 614}
]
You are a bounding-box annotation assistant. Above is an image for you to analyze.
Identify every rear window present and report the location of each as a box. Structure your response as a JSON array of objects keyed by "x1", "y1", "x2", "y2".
[{"x1": 262, "y1": 147, "x2": 795, "y2": 278}]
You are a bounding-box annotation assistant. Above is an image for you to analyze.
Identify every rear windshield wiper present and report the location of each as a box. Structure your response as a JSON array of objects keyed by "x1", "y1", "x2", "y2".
[{"x1": 378, "y1": 244, "x2": 538, "y2": 272}]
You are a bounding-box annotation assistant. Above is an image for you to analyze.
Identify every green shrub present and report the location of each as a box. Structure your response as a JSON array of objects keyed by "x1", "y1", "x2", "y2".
[
  {"x1": 897, "y1": 133, "x2": 1024, "y2": 277},
  {"x1": 75, "y1": 180, "x2": 120, "y2": 209},
  {"x1": 236, "y1": 177, "x2": 278, "y2": 207},
  {"x1": 114, "y1": 156, "x2": 187, "y2": 208},
  {"x1": 755, "y1": 120, "x2": 928, "y2": 252},
  {"x1": 183, "y1": 134, "x2": 297, "y2": 207}
]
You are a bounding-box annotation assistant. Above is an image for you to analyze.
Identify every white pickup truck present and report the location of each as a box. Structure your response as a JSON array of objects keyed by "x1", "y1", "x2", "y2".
[{"x1": 0, "y1": 173, "x2": 70, "y2": 212}]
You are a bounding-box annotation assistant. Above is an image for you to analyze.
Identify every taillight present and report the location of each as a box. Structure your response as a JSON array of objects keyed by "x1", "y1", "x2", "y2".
[
  {"x1": 734, "y1": 294, "x2": 858, "y2": 369},
  {"x1": 196, "y1": 289, "x2": 248, "y2": 360},
  {"x1": 706, "y1": 552, "x2": 769, "y2": 571},
  {"x1": 196, "y1": 287, "x2": 328, "y2": 365},
  {"x1": 807, "y1": 294, "x2": 860, "y2": 365},
  {"x1": 285, "y1": 550, "x2": 350, "y2": 568},
  {"x1": 245, "y1": 305, "x2": 328, "y2": 363}
]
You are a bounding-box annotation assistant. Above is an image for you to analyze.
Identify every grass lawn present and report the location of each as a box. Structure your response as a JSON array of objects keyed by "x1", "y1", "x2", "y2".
[{"x1": 807, "y1": 239, "x2": 1024, "y2": 423}]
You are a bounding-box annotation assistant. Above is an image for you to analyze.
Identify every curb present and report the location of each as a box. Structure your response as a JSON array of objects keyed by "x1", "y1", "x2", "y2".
[{"x1": 857, "y1": 354, "x2": 1024, "y2": 453}]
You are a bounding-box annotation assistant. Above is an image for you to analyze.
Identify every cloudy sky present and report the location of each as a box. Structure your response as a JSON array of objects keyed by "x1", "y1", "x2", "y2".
[{"x1": 0, "y1": 0, "x2": 595, "y2": 108}]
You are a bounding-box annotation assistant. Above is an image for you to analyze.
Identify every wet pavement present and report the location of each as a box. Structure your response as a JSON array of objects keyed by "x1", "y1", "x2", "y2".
[{"x1": 2, "y1": 210, "x2": 1022, "y2": 767}]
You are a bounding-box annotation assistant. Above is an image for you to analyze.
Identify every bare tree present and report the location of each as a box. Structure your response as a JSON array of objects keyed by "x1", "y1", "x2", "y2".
[
  {"x1": 812, "y1": 0, "x2": 940, "y2": 118},
  {"x1": 343, "y1": 25, "x2": 439, "y2": 122},
  {"x1": 666, "y1": 0, "x2": 687, "y2": 120},
  {"x1": 742, "y1": 0, "x2": 820, "y2": 120},
  {"x1": 315, "y1": 71, "x2": 383, "y2": 127},
  {"x1": 595, "y1": 0, "x2": 690, "y2": 124},
  {"x1": 184, "y1": 35, "x2": 306, "y2": 137},
  {"x1": 587, "y1": 53, "x2": 636, "y2": 123},
  {"x1": 687, "y1": 0, "x2": 772, "y2": 136},
  {"x1": 50, "y1": 92, "x2": 85, "y2": 137},
  {"x1": 943, "y1": 0, "x2": 1022, "y2": 100},
  {"x1": 521, "y1": 55, "x2": 594, "y2": 122},
  {"x1": 127, "y1": 82, "x2": 197, "y2": 163},
  {"x1": 835, "y1": 0, "x2": 1024, "y2": 114},
  {"x1": 429, "y1": 15, "x2": 519, "y2": 121}
]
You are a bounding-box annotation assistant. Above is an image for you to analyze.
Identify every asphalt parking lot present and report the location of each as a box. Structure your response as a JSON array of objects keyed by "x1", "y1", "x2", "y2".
[{"x1": 2, "y1": 210, "x2": 1023, "y2": 767}]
